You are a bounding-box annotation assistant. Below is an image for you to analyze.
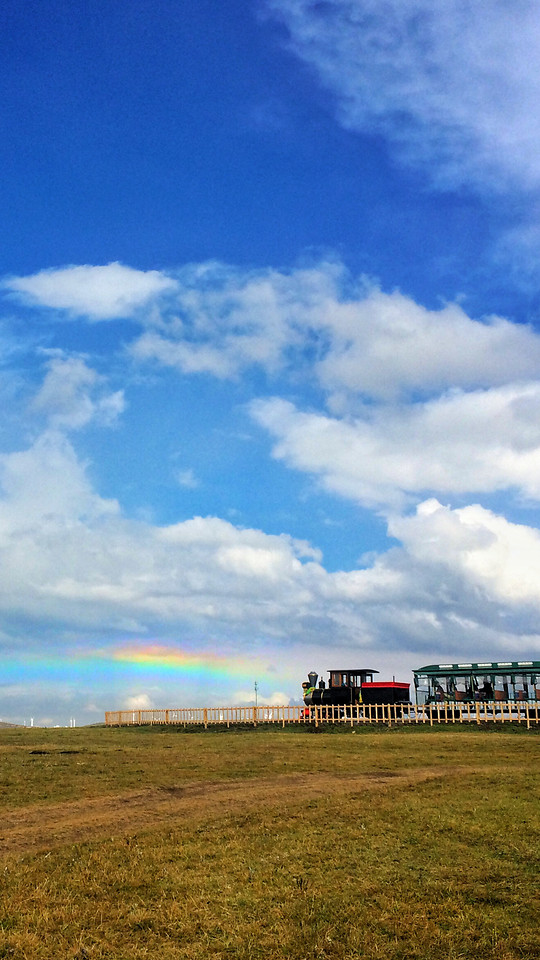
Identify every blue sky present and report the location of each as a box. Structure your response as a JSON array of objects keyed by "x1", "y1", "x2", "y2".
[{"x1": 2, "y1": 0, "x2": 540, "y2": 724}]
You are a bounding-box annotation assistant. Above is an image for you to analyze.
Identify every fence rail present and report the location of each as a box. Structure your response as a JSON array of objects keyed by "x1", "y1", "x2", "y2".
[{"x1": 105, "y1": 700, "x2": 539, "y2": 729}]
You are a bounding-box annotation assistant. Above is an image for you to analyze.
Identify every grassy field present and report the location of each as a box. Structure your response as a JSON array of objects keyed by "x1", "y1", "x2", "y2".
[{"x1": 0, "y1": 725, "x2": 538, "y2": 959}]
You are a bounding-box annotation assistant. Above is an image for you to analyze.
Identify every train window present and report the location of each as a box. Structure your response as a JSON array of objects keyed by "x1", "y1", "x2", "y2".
[
  {"x1": 514, "y1": 675, "x2": 529, "y2": 701},
  {"x1": 415, "y1": 675, "x2": 429, "y2": 704}
]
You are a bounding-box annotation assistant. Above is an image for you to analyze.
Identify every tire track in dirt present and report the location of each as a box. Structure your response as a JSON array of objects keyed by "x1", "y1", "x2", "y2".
[{"x1": 0, "y1": 766, "x2": 471, "y2": 857}]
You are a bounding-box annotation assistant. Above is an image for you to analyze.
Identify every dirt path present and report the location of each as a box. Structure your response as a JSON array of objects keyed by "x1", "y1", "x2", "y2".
[{"x1": 0, "y1": 767, "x2": 465, "y2": 857}]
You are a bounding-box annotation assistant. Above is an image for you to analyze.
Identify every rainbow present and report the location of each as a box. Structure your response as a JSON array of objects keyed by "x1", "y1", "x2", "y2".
[
  {"x1": 2, "y1": 642, "x2": 295, "y2": 688},
  {"x1": 103, "y1": 642, "x2": 268, "y2": 680}
]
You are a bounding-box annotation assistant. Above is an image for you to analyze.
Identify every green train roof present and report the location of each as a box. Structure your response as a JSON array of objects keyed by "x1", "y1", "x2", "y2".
[{"x1": 414, "y1": 660, "x2": 540, "y2": 676}]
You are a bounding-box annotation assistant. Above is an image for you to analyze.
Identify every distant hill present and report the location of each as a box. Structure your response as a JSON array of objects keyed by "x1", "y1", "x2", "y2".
[{"x1": 0, "y1": 720, "x2": 21, "y2": 728}]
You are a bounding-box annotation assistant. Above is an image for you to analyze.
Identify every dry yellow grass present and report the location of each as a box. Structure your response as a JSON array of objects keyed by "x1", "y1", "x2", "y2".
[{"x1": 0, "y1": 726, "x2": 538, "y2": 959}]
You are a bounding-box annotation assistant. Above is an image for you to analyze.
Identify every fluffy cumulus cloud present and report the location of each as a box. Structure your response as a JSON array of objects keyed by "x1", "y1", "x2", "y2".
[
  {"x1": 4, "y1": 262, "x2": 177, "y2": 320},
  {"x1": 0, "y1": 346, "x2": 539, "y2": 667},
  {"x1": 124, "y1": 693, "x2": 153, "y2": 710},
  {"x1": 0, "y1": 427, "x2": 326, "y2": 640},
  {"x1": 129, "y1": 260, "x2": 335, "y2": 379},
  {"x1": 0, "y1": 426, "x2": 538, "y2": 665},
  {"x1": 127, "y1": 261, "x2": 540, "y2": 403},
  {"x1": 251, "y1": 383, "x2": 540, "y2": 508},
  {"x1": 10, "y1": 259, "x2": 540, "y2": 397},
  {"x1": 311, "y1": 289, "x2": 540, "y2": 402},
  {"x1": 31, "y1": 355, "x2": 125, "y2": 429},
  {"x1": 8, "y1": 258, "x2": 540, "y2": 513},
  {"x1": 390, "y1": 499, "x2": 540, "y2": 608},
  {"x1": 329, "y1": 498, "x2": 540, "y2": 655},
  {"x1": 264, "y1": 0, "x2": 540, "y2": 192},
  {"x1": 231, "y1": 688, "x2": 291, "y2": 706},
  {"x1": 0, "y1": 431, "x2": 119, "y2": 532}
]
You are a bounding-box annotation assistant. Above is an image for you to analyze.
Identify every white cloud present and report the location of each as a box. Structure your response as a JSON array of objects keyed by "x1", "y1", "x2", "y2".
[
  {"x1": 7, "y1": 259, "x2": 540, "y2": 402},
  {"x1": 124, "y1": 693, "x2": 153, "y2": 710},
  {"x1": 31, "y1": 355, "x2": 125, "y2": 429},
  {"x1": 0, "y1": 419, "x2": 538, "y2": 685},
  {"x1": 176, "y1": 468, "x2": 199, "y2": 489},
  {"x1": 389, "y1": 498, "x2": 540, "y2": 607},
  {"x1": 215, "y1": 543, "x2": 303, "y2": 581},
  {"x1": 131, "y1": 331, "x2": 237, "y2": 378},
  {"x1": 251, "y1": 382, "x2": 540, "y2": 508},
  {"x1": 265, "y1": 0, "x2": 540, "y2": 192},
  {"x1": 0, "y1": 422, "x2": 538, "y2": 657},
  {"x1": 0, "y1": 432, "x2": 326, "y2": 636},
  {"x1": 312, "y1": 288, "x2": 540, "y2": 402},
  {"x1": 231, "y1": 688, "x2": 290, "y2": 706},
  {"x1": 129, "y1": 260, "x2": 333, "y2": 378},
  {"x1": 0, "y1": 431, "x2": 119, "y2": 531},
  {"x1": 322, "y1": 498, "x2": 540, "y2": 654},
  {"x1": 127, "y1": 261, "x2": 540, "y2": 401},
  {"x1": 5, "y1": 262, "x2": 177, "y2": 320}
]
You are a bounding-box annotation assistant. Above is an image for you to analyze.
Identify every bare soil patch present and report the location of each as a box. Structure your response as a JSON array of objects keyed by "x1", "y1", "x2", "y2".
[{"x1": 0, "y1": 765, "x2": 458, "y2": 857}]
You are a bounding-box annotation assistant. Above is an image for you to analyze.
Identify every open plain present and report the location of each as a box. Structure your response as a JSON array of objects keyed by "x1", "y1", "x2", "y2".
[{"x1": 0, "y1": 725, "x2": 538, "y2": 959}]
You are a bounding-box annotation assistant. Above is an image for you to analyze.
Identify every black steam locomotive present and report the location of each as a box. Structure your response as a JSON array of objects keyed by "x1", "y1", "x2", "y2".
[{"x1": 302, "y1": 668, "x2": 410, "y2": 707}]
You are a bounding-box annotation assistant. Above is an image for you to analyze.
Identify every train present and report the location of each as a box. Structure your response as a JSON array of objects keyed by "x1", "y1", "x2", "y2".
[
  {"x1": 302, "y1": 667, "x2": 410, "y2": 708},
  {"x1": 302, "y1": 659, "x2": 540, "y2": 708}
]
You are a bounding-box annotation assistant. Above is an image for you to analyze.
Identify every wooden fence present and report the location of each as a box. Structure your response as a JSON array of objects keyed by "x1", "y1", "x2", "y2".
[{"x1": 105, "y1": 700, "x2": 539, "y2": 729}]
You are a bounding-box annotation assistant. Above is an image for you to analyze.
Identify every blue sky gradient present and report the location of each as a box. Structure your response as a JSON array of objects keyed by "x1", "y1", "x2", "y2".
[{"x1": 2, "y1": 0, "x2": 540, "y2": 724}]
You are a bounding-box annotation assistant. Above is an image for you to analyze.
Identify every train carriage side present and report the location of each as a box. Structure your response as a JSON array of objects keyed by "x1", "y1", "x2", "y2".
[{"x1": 414, "y1": 660, "x2": 540, "y2": 705}]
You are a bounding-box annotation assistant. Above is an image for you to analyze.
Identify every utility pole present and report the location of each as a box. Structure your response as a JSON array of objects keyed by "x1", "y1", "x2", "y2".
[{"x1": 254, "y1": 681, "x2": 258, "y2": 707}]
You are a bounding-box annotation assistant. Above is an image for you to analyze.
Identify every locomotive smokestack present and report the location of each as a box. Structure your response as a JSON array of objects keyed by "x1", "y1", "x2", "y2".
[{"x1": 308, "y1": 671, "x2": 318, "y2": 688}]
